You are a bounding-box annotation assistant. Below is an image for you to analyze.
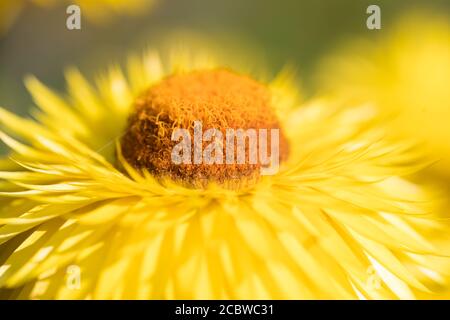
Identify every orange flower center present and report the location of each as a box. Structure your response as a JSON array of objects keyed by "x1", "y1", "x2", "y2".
[{"x1": 121, "y1": 69, "x2": 289, "y2": 187}]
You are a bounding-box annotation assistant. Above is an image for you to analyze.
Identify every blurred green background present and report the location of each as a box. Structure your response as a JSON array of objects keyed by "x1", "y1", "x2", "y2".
[{"x1": 0, "y1": 0, "x2": 449, "y2": 135}]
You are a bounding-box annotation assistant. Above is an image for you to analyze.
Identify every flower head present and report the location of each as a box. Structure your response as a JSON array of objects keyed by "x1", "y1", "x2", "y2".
[
  {"x1": 316, "y1": 11, "x2": 450, "y2": 177},
  {"x1": 0, "y1": 47, "x2": 449, "y2": 299}
]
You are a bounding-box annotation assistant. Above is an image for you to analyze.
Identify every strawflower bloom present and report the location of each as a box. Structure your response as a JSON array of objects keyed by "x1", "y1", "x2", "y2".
[
  {"x1": 316, "y1": 11, "x2": 450, "y2": 177},
  {"x1": 0, "y1": 47, "x2": 449, "y2": 299}
]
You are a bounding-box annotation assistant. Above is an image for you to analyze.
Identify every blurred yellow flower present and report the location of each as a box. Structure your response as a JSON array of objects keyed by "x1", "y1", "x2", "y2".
[
  {"x1": 316, "y1": 11, "x2": 450, "y2": 177},
  {"x1": 0, "y1": 47, "x2": 449, "y2": 299},
  {"x1": 0, "y1": 0, "x2": 156, "y2": 35}
]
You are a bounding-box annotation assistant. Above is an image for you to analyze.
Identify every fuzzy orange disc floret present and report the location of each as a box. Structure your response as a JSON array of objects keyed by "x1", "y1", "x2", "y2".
[{"x1": 121, "y1": 69, "x2": 289, "y2": 187}]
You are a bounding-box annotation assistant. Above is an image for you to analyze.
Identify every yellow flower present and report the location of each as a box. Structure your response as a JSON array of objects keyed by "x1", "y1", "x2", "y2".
[
  {"x1": 0, "y1": 47, "x2": 449, "y2": 299},
  {"x1": 316, "y1": 11, "x2": 450, "y2": 177},
  {"x1": 0, "y1": 0, "x2": 156, "y2": 35}
]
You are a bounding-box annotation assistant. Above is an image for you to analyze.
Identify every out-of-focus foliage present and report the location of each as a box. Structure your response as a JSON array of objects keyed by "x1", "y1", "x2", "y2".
[{"x1": 0, "y1": 0, "x2": 156, "y2": 36}]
